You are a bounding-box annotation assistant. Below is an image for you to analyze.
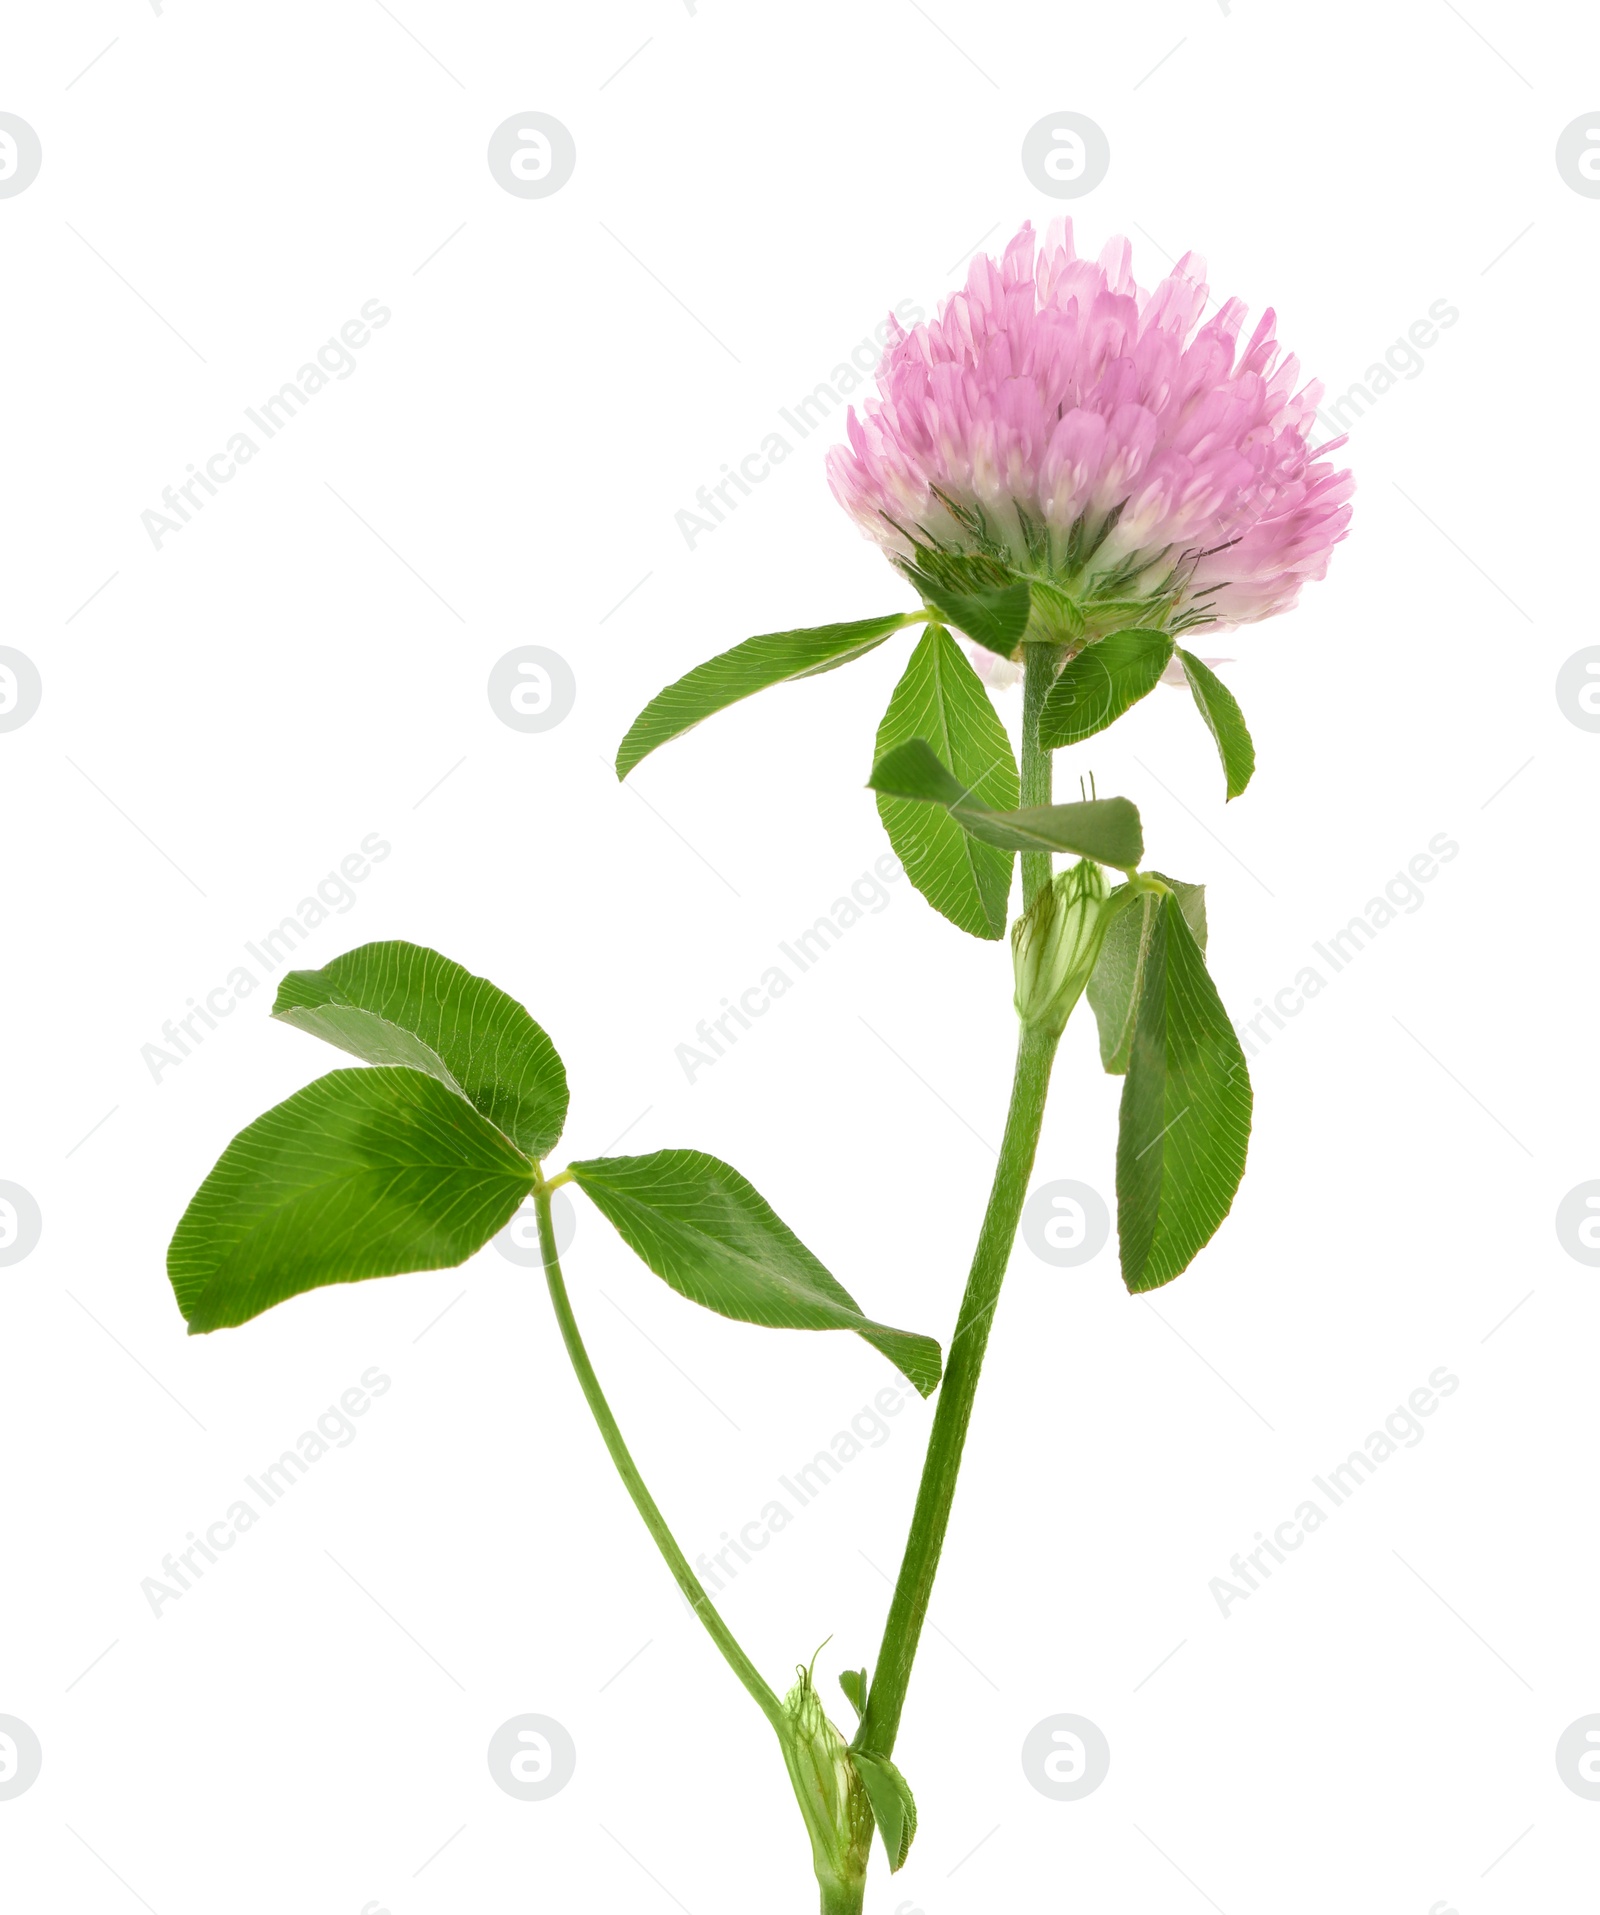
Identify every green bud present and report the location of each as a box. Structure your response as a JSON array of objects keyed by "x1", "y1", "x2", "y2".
[
  {"x1": 1011, "y1": 859, "x2": 1111, "y2": 1036},
  {"x1": 779, "y1": 1655, "x2": 872, "y2": 1910}
]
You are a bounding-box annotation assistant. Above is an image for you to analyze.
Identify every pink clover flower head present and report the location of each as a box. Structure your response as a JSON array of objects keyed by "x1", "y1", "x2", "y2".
[{"x1": 827, "y1": 221, "x2": 1352, "y2": 647}]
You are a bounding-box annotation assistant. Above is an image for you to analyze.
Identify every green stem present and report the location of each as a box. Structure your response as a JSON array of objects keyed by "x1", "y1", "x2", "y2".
[
  {"x1": 1019, "y1": 641, "x2": 1059, "y2": 909},
  {"x1": 856, "y1": 1018, "x2": 1059, "y2": 1759},
  {"x1": 532, "y1": 1181, "x2": 785, "y2": 1736},
  {"x1": 857, "y1": 640, "x2": 1061, "y2": 1763}
]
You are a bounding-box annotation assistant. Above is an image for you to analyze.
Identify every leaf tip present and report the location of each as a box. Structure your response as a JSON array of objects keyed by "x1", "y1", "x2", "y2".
[{"x1": 911, "y1": 1339, "x2": 944, "y2": 1397}]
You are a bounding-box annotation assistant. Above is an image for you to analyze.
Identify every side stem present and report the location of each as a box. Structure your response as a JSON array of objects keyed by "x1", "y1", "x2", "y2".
[{"x1": 532, "y1": 1181, "x2": 785, "y2": 1736}]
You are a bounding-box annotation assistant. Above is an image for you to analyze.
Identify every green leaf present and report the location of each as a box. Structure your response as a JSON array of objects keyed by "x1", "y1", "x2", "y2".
[
  {"x1": 1177, "y1": 650, "x2": 1255, "y2": 799},
  {"x1": 851, "y1": 1749, "x2": 917, "y2": 1872},
  {"x1": 567, "y1": 1150, "x2": 941, "y2": 1396},
  {"x1": 1027, "y1": 578, "x2": 1087, "y2": 642},
  {"x1": 1115, "y1": 893, "x2": 1252, "y2": 1292},
  {"x1": 838, "y1": 1668, "x2": 868, "y2": 1721},
  {"x1": 865, "y1": 736, "x2": 976, "y2": 810},
  {"x1": 1037, "y1": 629, "x2": 1175, "y2": 748},
  {"x1": 868, "y1": 738, "x2": 1144, "y2": 869},
  {"x1": 273, "y1": 941, "x2": 568, "y2": 1158},
  {"x1": 615, "y1": 614, "x2": 914, "y2": 778},
  {"x1": 871, "y1": 627, "x2": 1019, "y2": 940},
  {"x1": 960, "y1": 799, "x2": 1143, "y2": 866},
  {"x1": 1086, "y1": 874, "x2": 1207, "y2": 1074},
  {"x1": 903, "y1": 556, "x2": 1030, "y2": 658},
  {"x1": 168, "y1": 1069, "x2": 534, "y2": 1334}
]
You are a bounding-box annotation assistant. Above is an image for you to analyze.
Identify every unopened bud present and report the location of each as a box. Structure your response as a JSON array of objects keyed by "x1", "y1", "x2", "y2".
[
  {"x1": 780, "y1": 1656, "x2": 872, "y2": 1906},
  {"x1": 1011, "y1": 859, "x2": 1110, "y2": 1036}
]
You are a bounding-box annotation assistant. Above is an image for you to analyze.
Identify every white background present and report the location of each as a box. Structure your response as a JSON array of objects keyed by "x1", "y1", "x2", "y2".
[{"x1": 2, "y1": 3, "x2": 1596, "y2": 1911}]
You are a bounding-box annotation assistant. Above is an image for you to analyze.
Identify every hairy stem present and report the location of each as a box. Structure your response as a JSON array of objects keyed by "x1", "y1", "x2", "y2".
[
  {"x1": 856, "y1": 1018, "x2": 1058, "y2": 1759},
  {"x1": 1019, "y1": 640, "x2": 1060, "y2": 908},
  {"x1": 533, "y1": 1181, "x2": 785, "y2": 1735},
  {"x1": 858, "y1": 644, "x2": 1061, "y2": 1762}
]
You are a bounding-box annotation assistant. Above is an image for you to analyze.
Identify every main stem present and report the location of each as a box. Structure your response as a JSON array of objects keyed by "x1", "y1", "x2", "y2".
[
  {"x1": 858, "y1": 642, "x2": 1060, "y2": 1762},
  {"x1": 1019, "y1": 640, "x2": 1060, "y2": 909},
  {"x1": 855, "y1": 1021, "x2": 1058, "y2": 1756},
  {"x1": 532, "y1": 1181, "x2": 786, "y2": 1736}
]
